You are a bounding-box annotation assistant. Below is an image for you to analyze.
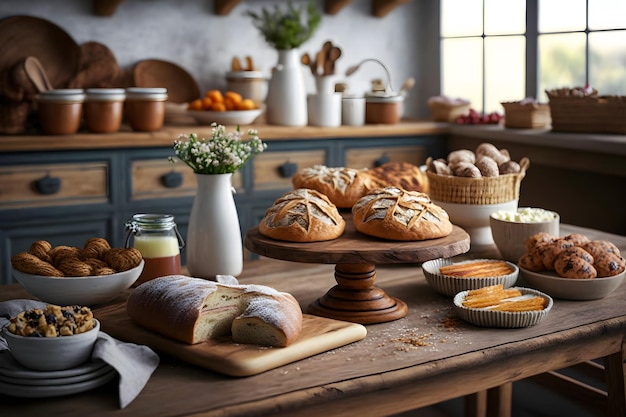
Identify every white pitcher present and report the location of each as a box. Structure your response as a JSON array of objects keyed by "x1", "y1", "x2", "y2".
[{"x1": 265, "y1": 49, "x2": 307, "y2": 126}]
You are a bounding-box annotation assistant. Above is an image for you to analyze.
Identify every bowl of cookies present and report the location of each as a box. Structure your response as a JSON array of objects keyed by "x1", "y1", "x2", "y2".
[
  {"x1": 517, "y1": 232, "x2": 626, "y2": 300},
  {"x1": 10, "y1": 238, "x2": 144, "y2": 306},
  {"x1": 453, "y1": 284, "x2": 553, "y2": 328},
  {"x1": 2, "y1": 305, "x2": 99, "y2": 371},
  {"x1": 422, "y1": 258, "x2": 519, "y2": 296}
]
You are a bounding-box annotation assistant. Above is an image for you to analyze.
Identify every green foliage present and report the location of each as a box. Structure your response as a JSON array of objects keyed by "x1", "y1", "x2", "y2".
[{"x1": 246, "y1": 0, "x2": 321, "y2": 50}]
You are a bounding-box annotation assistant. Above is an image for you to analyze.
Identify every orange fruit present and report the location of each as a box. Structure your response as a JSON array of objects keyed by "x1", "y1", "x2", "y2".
[
  {"x1": 201, "y1": 97, "x2": 213, "y2": 110},
  {"x1": 237, "y1": 98, "x2": 256, "y2": 110},
  {"x1": 225, "y1": 91, "x2": 243, "y2": 105},
  {"x1": 224, "y1": 97, "x2": 237, "y2": 111},
  {"x1": 210, "y1": 102, "x2": 226, "y2": 112},
  {"x1": 205, "y1": 90, "x2": 224, "y2": 103},
  {"x1": 187, "y1": 99, "x2": 203, "y2": 110}
]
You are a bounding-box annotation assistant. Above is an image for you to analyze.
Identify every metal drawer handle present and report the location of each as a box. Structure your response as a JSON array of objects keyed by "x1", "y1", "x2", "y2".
[
  {"x1": 278, "y1": 162, "x2": 298, "y2": 178},
  {"x1": 34, "y1": 174, "x2": 61, "y2": 195},
  {"x1": 161, "y1": 171, "x2": 183, "y2": 188},
  {"x1": 374, "y1": 155, "x2": 390, "y2": 167}
]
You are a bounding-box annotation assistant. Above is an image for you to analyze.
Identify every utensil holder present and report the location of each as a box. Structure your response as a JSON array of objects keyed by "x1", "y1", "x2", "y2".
[{"x1": 308, "y1": 93, "x2": 341, "y2": 127}]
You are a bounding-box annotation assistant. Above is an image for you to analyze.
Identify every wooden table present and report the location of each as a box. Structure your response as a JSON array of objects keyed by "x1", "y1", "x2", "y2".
[{"x1": 1, "y1": 224, "x2": 625, "y2": 417}]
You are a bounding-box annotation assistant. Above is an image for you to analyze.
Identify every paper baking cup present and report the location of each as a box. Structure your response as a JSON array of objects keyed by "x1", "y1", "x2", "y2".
[
  {"x1": 422, "y1": 258, "x2": 519, "y2": 297},
  {"x1": 453, "y1": 287, "x2": 553, "y2": 328}
]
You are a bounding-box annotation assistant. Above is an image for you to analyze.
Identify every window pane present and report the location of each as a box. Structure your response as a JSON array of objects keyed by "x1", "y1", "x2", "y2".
[
  {"x1": 538, "y1": 33, "x2": 586, "y2": 101},
  {"x1": 442, "y1": 38, "x2": 483, "y2": 111},
  {"x1": 485, "y1": 0, "x2": 526, "y2": 35},
  {"x1": 485, "y1": 36, "x2": 526, "y2": 112},
  {"x1": 441, "y1": 0, "x2": 483, "y2": 37},
  {"x1": 539, "y1": 0, "x2": 586, "y2": 33},
  {"x1": 589, "y1": 0, "x2": 626, "y2": 30},
  {"x1": 589, "y1": 31, "x2": 626, "y2": 95}
]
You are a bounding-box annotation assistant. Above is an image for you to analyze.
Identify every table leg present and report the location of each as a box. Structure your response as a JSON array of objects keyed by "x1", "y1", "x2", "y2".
[
  {"x1": 464, "y1": 391, "x2": 487, "y2": 417},
  {"x1": 486, "y1": 383, "x2": 512, "y2": 417},
  {"x1": 604, "y1": 340, "x2": 626, "y2": 417},
  {"x1": 307, "y1": 263, "x2": 408, "y2": 324}
]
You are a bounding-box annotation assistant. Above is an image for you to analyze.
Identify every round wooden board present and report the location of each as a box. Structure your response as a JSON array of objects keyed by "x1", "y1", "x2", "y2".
[
  {"x1": 244, "y1": 223, "x2": 470, "y2": 266},
  {"x1": 133, "y1": 59, "x2": 200, "y2": 103}
]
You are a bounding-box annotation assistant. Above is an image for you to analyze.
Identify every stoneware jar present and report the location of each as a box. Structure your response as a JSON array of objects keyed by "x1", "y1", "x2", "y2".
[
  {"x1": 125, "y1": 87, "x2": 168, "y2": 131},
  {"x1": 84, "y1": 88, "x2": 126, "y2": 133},
  {"x1": 365, "y1": 93, "x2": 404, "y2": 124},
  {"x1": 226, "y1": 71, "x2": 268, "y2": 107},
  {"x1": 37, "y1": 89, "x2": 85, "y2": 134}
]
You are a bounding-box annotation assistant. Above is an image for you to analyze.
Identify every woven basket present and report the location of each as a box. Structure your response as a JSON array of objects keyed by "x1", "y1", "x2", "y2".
[
  {"x1": 547, "y1": 94, "x2": 626, "y2": 134},
  {"x1": 428, "y1": 101, "x2": 471, "y2": 122},
  {"x1": 426, "y1": 157, "x2": 529, "y2": 205},
  {"x1": 501, "y1": 102, "x2": 551, "y2": 129}
]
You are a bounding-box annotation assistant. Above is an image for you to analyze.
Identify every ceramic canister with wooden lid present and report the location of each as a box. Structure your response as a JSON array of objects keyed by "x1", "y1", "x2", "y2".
[{"x1": 125, "y1": 87, "x2": 168, "y2": 132}]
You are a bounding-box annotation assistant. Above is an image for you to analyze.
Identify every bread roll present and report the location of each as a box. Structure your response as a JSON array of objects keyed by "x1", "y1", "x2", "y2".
[
  {"x1": 292, "y1": 165, "x2": 381, "y2": 208},
  {"x1": 127, "y1": 275, "x2": 303, "y2": 347},
  {"x1": 259, "y1": 188, "x2": 345, "y2": 242},
  {"x1": 352, "y1": 186, "x2": 453, "y2": 241}
]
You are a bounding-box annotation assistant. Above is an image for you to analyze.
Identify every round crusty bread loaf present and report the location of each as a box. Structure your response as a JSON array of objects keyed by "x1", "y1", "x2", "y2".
[
  {"x1": 259, "y1": 188, "x2": 346, "y2": 242},
  {"x1": 352, "y1": 186, "x2": 453, "y2": 241},
  {"x1": 368, "y1": 161, "x2": 429, "y2": 194},
  {"x1": 126, "y1": 275, "x2": 303, "y2": 347},
  {"x1": 292, "y1": 165, "x2": 383, "y2": 208}
]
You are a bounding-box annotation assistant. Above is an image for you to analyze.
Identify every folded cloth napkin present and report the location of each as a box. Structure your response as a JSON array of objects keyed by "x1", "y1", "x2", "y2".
[{"x1": 0, "y1": 299, "x2": 159, "y2": 408}]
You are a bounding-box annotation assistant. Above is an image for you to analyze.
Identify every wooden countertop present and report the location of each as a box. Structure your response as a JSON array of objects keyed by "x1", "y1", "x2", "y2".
[
  {"x1": 1, "y1": 223, "x2": 625, "y2": 417},
  {"x1": 0, "y1": 120, "x2": 448, "y2": 152}
]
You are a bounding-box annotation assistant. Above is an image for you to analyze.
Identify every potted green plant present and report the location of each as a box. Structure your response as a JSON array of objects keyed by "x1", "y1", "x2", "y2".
[
  {"x1": 246, "y1": 0, "x2": 321, "y2": 50},
  {"x1": 247, "y1": 1, "x2": 321, "y2": 126}
]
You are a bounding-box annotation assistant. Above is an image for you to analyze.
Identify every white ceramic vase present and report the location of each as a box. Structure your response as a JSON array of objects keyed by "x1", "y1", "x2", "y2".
[
  {"x1": 266, "y1": 49, "x2": 307, "y2": 126},
  {"x1": 186, "y1": 173, "x2": 243, "y2": 279}
]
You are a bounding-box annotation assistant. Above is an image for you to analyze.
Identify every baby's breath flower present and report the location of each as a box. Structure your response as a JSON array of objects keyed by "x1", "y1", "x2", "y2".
[{"x1": 169, "y1": 124, "x2": 267, "y2": 175}]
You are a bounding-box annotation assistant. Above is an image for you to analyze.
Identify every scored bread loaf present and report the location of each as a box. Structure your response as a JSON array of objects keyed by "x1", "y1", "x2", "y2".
[
  {"x1": 259, "y1": 188, "x2": 346, "y2": 242},
  {"x1": 292, "y1": 165, "x2": 383, "y2": 208},
  {"x1": 126, "y1": 275, "x2": 303, "y2": 347},
  {"x1": 368, "y1": 161, "x2": 429, "y2": 194},
  {"x1": 352, "y1": 186, "x2": 453, "y2": 241}
]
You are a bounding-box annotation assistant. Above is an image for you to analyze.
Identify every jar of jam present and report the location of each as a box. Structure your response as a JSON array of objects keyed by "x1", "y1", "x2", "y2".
[
  {"x1": 84, "y1": 88, "x2": 125, "y2": 133},
  {"x1": 125, "y1": 87, "x2": 168, "y2": 132},
  {"x1": 37, "y1": 89, "x2": 85, "y2": 134},
  {"x1": 125, "y1": 214, "x2": 185, "y2": 285}
]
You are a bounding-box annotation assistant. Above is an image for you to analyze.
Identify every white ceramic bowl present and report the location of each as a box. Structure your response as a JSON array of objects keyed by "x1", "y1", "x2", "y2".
[
  {"x1": 519, "y1": 266, "x2": 625, "y2": 300},
  {"x1": 490, "y1": 208, "x2": 560, "y2": 263},
  {"x1": 433, "y1": 199, "x2": 518, "y2": 246},
  {"x1": 11, "y1": 261, "x2": 144, "y2": 306},
  {"x1": 423, "y1": 258, "x2": 519, "y2": 296},
  {"x1": 453, "y1": 287, "x2": 552, "y2": 328},
  {"x1": 187, "y1": 105, "x2": 264, "y2": 126},
  {"x1": 2, "y1": 319, "x2": 100, "y2": 371}
]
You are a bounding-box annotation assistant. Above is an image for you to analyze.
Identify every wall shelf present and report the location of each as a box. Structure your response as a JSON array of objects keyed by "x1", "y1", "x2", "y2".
[{"x1": 93, "y1": 0, "x2": 410, "y2": 17}]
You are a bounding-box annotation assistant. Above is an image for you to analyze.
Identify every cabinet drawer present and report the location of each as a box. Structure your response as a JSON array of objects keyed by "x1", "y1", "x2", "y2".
[
  {"x1": 130, "y1": 160, "x2": 243, "y2": 201},
  {"x1": 345, "y1": 145, "x2": 427, "y2": 169},
  {"x1": 0, "y1": 162, "x2": 108, "y2": 209},
  {"x1": 253, "y1": 149, "x2": 327, "y2": 191}
]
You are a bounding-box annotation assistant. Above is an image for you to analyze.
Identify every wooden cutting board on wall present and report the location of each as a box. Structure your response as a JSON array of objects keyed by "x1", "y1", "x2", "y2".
[{"x1": 95, "y1": 302, "x2": 367, "y2": 377}]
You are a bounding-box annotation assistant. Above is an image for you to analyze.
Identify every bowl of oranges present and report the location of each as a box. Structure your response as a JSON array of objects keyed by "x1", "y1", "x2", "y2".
[{"x1": 187, "y1": 90, "x2": 264, "y2": 126}]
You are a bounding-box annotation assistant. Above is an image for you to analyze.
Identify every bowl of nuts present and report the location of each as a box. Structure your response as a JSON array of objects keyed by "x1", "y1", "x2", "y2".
[
  {"x1": 10, "y1": 238, "x2": 144, "y2": 306},
  {"x1": 2, "y1": 305, "x2": 100, "y2": 371}
]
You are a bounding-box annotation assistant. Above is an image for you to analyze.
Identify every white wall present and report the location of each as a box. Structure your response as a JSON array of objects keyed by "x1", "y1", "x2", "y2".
[{"x1": 0, "y1": 0, "x2": 441, "y2": 119}]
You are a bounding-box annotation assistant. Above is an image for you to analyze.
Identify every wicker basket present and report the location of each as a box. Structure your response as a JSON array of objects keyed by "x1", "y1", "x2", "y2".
[
  {"x1": 426, "y1": 157, "x2": 529, "y2": 205},
  {"x1": 547, "y1": 94, "x2": 626, "y2": 134},
  {"x1": 428, "y1": 101, "x2": 471, "y2": 122},
  {"x1": 501, "y1": 102, "x2": 551, "y2": 129}
]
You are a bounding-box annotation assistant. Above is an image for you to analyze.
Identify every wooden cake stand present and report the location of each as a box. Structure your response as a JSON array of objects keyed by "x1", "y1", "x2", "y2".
[{"x1": 244, "y1": 216, "x2": 470, "y2": 324}]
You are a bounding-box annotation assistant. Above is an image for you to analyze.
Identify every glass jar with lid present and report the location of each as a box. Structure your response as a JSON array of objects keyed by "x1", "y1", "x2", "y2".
[{"x1": 125, "y1": 213, "x2": 185, "y2": 285}]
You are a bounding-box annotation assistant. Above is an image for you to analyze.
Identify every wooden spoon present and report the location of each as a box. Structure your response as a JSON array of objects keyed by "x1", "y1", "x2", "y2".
[
  {"x1": 24, "y1": 56, "x2": 52, "y2": 92},
  {"x1": 399, "y1": 77, "x2": 415, "y2": 96},
  {"x1": 326, "y1": 46, "x2": 342, "y2": 75}
]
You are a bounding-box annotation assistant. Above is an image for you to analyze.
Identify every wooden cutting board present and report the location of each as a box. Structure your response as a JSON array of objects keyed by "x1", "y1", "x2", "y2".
[{"x1": 95, "y1": 302, "x2": 367, "y2": 377}]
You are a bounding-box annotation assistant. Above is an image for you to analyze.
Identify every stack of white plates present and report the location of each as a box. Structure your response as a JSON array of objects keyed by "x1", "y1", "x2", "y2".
[{"x1": 0, "y1": 353, "x2": 116, "y2": 398}]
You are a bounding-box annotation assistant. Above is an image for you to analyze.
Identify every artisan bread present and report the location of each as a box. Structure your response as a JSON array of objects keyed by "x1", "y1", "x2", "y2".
[
  {"x1": 367, "y1": 161, "x2": 429, "y2": 194},
  {"x1": 259, "y1": 188, "x2": 346, "y2": 242},
  {"x1": 126, "y1": 275, "x2": 303, "y2": 347},
  {"x1": 292, "y1": 165, "x2": 382, "y2": 208},
  {"x1": 352, "y1": 186, "x2": 453, "y2": 241}
]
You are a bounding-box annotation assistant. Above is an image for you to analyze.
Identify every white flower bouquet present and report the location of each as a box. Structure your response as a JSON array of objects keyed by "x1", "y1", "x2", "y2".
[{"x1": 170, "y1": 124, "x2": 267, "y2": 175}]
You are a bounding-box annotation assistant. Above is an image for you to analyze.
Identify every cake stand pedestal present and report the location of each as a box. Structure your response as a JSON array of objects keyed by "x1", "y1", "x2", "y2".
[{"x1": 244, "y1": 218, "x2": 470, "y2": 324}]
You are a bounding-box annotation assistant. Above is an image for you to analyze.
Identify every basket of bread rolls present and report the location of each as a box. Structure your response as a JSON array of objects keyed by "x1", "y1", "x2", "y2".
[{"x1": 425, "y1": 142, "x2": 529, "y2": 205}]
